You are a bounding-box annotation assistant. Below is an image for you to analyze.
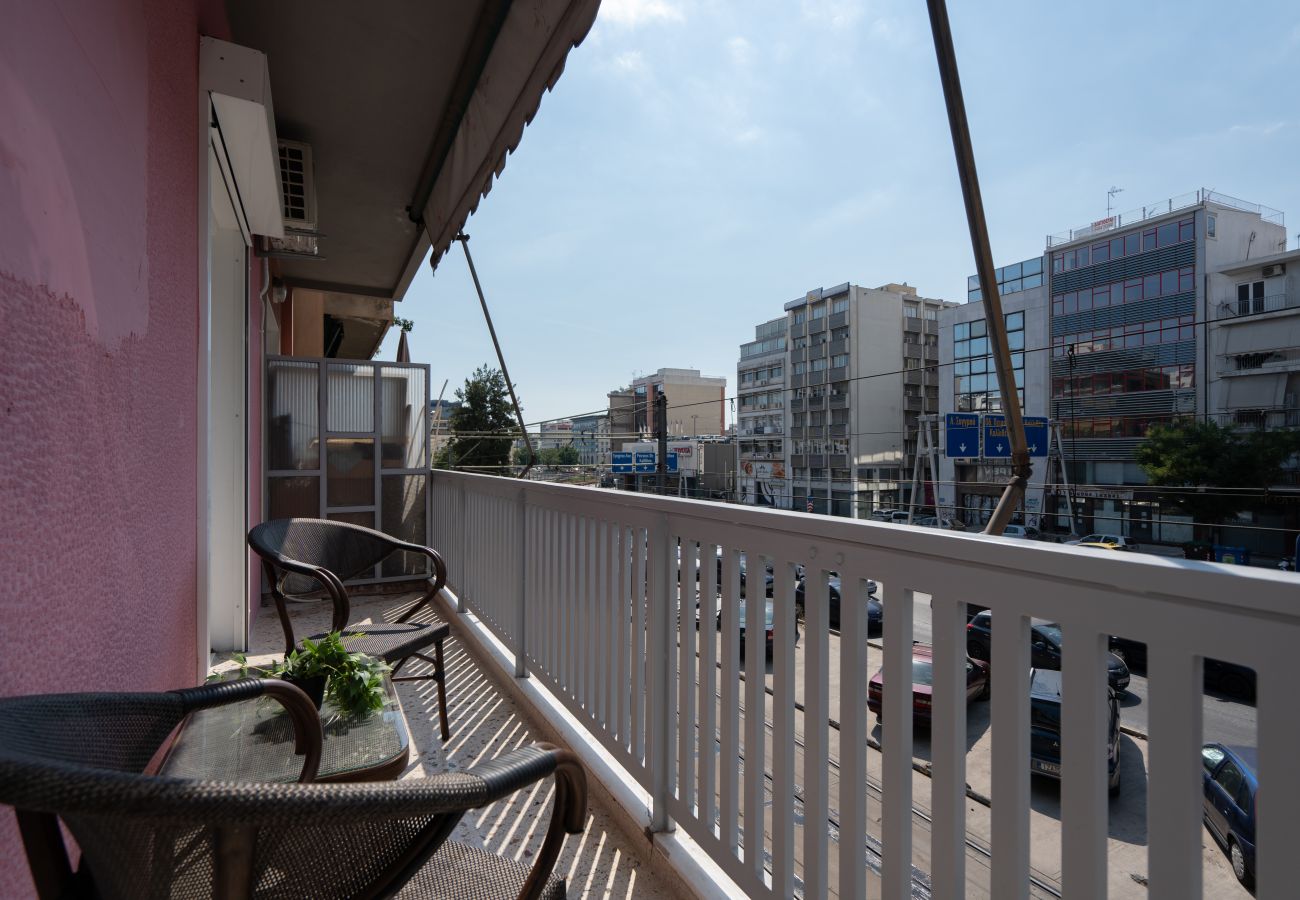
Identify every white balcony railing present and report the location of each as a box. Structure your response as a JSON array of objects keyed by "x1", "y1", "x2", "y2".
[{"x1": 432, "y1": 470, "x2": 1300, "y2": 899}]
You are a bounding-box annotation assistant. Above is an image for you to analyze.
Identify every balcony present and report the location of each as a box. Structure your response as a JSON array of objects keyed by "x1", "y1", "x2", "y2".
[
  {"x1": 904, "y1": 318, "x2": 923, "y2": 333},
  {"x1": 904, "y1": 396, "x2": 924, "y2": 411},
  {"x1": 432, "y1": 470, "x2": 1297, "y2": 899},
  {"x1": 904, "y1": 370, "x2": 924, "y2": 385},
  {"x1": 1219, "y1": 293, "x2": 1296, "y2": 319},
  {"x1": 904, "y1": 344, "x2": 923, "y2": 359},
  {"x1": 829, "y1": 393, "x2": 850, "y2": 409}
]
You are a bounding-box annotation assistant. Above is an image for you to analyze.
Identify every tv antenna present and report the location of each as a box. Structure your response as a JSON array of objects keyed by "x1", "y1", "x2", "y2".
[{"x1": 1107, "y1": 186, "x2": 1124, "y2": 217}]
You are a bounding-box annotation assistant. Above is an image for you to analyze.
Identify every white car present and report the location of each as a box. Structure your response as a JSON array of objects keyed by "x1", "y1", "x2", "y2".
[
  {"x1": 1065, "y1": 533, "x2": 1136, "y2": 550},
  {"x1": 1002, "y1": 524, "x2": 1043, "y2": 540}
]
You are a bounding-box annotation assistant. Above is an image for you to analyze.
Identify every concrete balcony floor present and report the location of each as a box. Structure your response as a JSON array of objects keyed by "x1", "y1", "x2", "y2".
[{"x1": 213, "y1": 591, "x2": 677, "y2": 900}]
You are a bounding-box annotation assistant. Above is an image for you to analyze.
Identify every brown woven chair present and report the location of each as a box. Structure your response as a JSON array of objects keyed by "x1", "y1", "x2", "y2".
[
  {"x1": 248, "y1": 518, "x2": 453, "y2": 739},
  {"x1": 0, "y1": 681, "x2": 587, "y2": 900}
]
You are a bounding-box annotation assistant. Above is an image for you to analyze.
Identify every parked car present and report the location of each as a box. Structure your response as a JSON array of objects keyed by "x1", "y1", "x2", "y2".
[
  {"x1": 867, "y1": 643, "x2": 989, "y2": 725},
  {"x1": 1001, "y1": 524, "x2": 1044, "y2": 540},
  {"x1": 1201, "y1": 743, "x2": 1257, "y2": 888},
  {"x1": 915, "y1": 515, "x2": 966, "y2": 531},
  {"x1": 717, "y1": 597, "x2": 798, "y2": 658},
  {"x1": 870, "y1": 509, "x2": 915, "y2": 524},
  {"x1": 1065, "y1": 534, "x2": 1136, "y2": 550},
  {"x1": 795, "y1": 573, "x2": 881, "y2": 632},
  {"x1": 1029, "y1": 668, "x2": 1122, "y2": 795},
  {"x1": 1107, "y1": 638, "x2": 1257, "y2": 701},
  {"x1": 966, "y1": 610, "x2": 1131, "y2": 695}
]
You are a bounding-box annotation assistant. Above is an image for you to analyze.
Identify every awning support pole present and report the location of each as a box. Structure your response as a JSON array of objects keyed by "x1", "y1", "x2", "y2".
[
  {"x1": 454, "y1": 233, "x2": 534, "y2": 479},
  {"x1": 925, "y1": 0, "x2": 1032, "y2": 536}
]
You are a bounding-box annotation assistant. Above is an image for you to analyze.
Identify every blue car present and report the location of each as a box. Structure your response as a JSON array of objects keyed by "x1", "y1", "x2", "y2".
[
  {"x1": 1202, "y1": 743, "x2": 1257, "y2": 888},
  {"x1": 1028, "y1": 669, "x2": 1122, "y2": 795}
]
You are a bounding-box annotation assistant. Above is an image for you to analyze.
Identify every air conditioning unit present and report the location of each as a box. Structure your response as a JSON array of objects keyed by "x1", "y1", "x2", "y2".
[
  {"x1": 277, "y1": 139, "x2": 317, "y2": 229},
  {"x1": 1262, "y1": 263, "x2": 1286, "y2": 278}
]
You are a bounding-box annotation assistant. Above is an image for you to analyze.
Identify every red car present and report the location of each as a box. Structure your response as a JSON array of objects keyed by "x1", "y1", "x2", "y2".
[{"x1": 867, "y1": 643, "x2": 990, "y2": 724}]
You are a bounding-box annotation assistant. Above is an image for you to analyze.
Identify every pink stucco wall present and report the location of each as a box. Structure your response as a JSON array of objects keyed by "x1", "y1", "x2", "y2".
[{"x1": 0, "y1": 1, "x2": 202, "y2": 893}]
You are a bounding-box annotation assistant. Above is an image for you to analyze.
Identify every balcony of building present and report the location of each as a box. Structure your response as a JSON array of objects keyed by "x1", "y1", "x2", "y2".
[
  {"x1": 1217, "y1": 348, "x2": 1300, "y2": 378},
  {"x1": 431, "y1": 470, "x2": 1297, "y2": 899},
  {"x1": 1217, "y1": 292, "x2": 1296, "y2": 320}
]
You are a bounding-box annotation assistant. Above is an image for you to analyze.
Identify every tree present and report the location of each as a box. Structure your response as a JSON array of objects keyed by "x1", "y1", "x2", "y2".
[
  {"x1": 1135, "y1": 420, "x2": 1300, "y2": 542},
  {"x1": 439, "y1": 365, "x2": 521, "y2": 474},
  {"x1": 512, "y1": 445, "x2": 579, "y2": 469}
]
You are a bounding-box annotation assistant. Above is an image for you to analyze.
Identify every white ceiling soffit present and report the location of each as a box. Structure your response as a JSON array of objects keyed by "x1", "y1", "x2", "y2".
[
  {"x1": 201, "y1": 37, "x2": 285, "y2": 239},
  {"x1": 420, "y1": 0, "x2": 601, "y2": 269}
]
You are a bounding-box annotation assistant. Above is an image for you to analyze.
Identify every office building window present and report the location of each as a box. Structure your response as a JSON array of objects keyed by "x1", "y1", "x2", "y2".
[{"x1": 1052, "y1": 217, "x2": 1194, "y2": 274}]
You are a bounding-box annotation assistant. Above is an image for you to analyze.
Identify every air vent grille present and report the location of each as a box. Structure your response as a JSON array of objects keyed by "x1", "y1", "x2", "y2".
[{"x1": 277, "y1": 140, "x2": 316, "y2": 229}]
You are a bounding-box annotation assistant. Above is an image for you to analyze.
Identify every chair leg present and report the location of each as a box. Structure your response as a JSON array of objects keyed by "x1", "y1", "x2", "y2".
[
  {"x1": 389, "y1": 643, "x2": 451, "y2": 741},
  {"x1": 434, "y1": 640, "x2": 450, "y2": 741}
]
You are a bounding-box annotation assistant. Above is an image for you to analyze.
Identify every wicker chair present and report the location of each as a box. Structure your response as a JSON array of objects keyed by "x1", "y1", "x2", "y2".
[
  {"x1": 0, "y1": 680, "x2": 587, "y2": 900},
  {"x1": 248, "y1": 518, "x2": 453, "y2": 740}
]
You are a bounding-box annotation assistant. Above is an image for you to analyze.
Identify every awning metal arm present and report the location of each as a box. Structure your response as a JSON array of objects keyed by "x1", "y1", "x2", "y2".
[
  {"x1": 925, "y1": 0, "x2": 1033, "y2": 535},
  {"x1": 453, "y1": 233, "x2": 534, "y2": 479}
]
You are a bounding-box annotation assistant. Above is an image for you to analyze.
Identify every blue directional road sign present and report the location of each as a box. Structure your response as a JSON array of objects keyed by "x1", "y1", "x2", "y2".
[
  {"x1": 666, "y1": 452, "x2": 678, "y2": 473},
  {"x1": 944, "y1": 413, "x2": 980, "y2": 458},
  {"x1": 611, "y1": 451, "x2": 633, "y2": 474},
  {"x1": 634, "y1": 451, "x2": 656, "y2": 473},
  {"x1": 983, "y1": 414, "x2": 1011, "y2": 458},
  {"x1": 1023, "y1": 416, "x2": 1049, "y2": 458}
]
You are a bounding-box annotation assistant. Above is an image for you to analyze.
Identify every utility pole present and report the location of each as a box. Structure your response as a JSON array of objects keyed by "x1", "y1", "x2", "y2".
[{"x1": 655, "y1": 388, "x2": 668, "y2": 496}]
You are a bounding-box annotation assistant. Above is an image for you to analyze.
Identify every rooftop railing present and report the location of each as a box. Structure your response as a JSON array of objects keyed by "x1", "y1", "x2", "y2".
[{"x1": 1047, "y1": 189, "x2": 1285, "y2": 248}]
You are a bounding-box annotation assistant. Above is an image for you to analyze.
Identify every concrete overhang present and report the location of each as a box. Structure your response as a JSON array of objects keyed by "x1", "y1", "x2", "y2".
[
  {"x1": 225, "y1": 0, "x2": 600, "y2": 302},
  {"x1": 1215, "y1": 247, "x2": 1300, "y2": 277}
]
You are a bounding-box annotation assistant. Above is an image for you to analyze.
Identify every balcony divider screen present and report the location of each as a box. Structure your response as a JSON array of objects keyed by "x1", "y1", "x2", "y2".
[{"x1": 266, "y1": 356, "x2": 431, "y2": 583}]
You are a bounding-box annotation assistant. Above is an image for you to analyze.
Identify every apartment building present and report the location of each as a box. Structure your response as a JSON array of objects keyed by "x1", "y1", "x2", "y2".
[
  {"x1": 937, "y1": 257, "x2": 1052, "y2": 528},
  {"x1": 784, "y1": 282, "x2": 956, "y2": 516},
  {"x1": 1046, "y1": 189, "x2": 1289, "y2": 542},
  {"x1": 571, "y1": 413, "x2": 609, "y2": 468},
  {"x1": 630, "y1": 368, "x2": 728, "y2": 438},
  {"x1": 736, "y1": 317, "x2": 789, "y2": 507}
]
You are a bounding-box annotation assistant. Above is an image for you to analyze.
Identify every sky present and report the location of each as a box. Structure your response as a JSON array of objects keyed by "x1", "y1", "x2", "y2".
[{"x1": 382, "y1": 0, "x2": 1300, "y2": 428}]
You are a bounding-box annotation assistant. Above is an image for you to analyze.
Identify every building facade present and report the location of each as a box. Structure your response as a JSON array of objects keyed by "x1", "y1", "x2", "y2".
[
  {"x1": 783, "y1": 283, "x2": 956, "y2": 517},
  {"x1": 571, "y1": 412, "x2": 610, "y2": 467},
  {"x1": 1046, "y1": 189, "x2": 1288, "y2": 543},
  {"x1": 736, "y1": 317, "x2": 789, "y2": 507},
  {"x1": 630, "y1": 368, "x2": 728, "y2": 438},
  {"x1": 937, "y1": 257, "x2": 1052, "y2": 528}
]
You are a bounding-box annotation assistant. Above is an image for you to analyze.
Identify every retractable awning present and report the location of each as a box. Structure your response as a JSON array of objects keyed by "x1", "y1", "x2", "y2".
[{"x1": 226, "y1": 0, "x2": 600, "y2": 301}]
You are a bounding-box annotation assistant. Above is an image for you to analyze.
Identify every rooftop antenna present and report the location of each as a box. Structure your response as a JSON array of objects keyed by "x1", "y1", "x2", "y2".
[{"x1": 1107, "y1": 186, "x2": 1124, "y2": 217}]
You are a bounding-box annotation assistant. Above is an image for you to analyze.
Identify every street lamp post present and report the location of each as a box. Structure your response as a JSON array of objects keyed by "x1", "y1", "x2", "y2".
[{"x1": 1067, "y1": 343, "x2": 1079, "y2": 534}]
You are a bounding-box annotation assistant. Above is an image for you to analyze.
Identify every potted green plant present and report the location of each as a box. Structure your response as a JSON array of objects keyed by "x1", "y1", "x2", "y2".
[{"x1": 217, "y1": 632, "x2": 391, "y2": 718}]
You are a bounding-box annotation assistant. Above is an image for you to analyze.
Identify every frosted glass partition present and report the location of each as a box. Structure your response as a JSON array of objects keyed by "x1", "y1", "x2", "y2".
[
  {"x1": 381, "y1": 366, "x2": 428, "y2": 469},
  {"x1": 267, "y1": 360, "x2": 319, "y2": 470},
  {"x1": 327, "y1": 363, "x2": 374, "y2": 432},
  {"x1": 265, "y1": 356, "x2": 431, "y2": 584}
]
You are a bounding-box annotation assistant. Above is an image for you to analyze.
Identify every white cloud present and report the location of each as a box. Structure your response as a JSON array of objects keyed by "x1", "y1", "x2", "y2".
[
  {"x1": 599, "y1": 0, "x2": 685, "y2": 28},
  {"x1": 800, "y1": 0, "x2": 866, "y2": 28},
  {"x1": 611, "y1": 49, "x2": 649, "y2": 77},
  {"x1": 1226, "y1": 121, "x2": 1286, "y2": 137},
  {"x1": 726, "y1": 35, "x2": 755, "y2": 67}
]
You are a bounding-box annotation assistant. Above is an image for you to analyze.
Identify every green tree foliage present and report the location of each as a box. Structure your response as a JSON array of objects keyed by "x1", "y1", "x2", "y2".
[
  {"x1": 441, "y1": 365, "x2": 520, "y2": 474},
  {"x1": 512, "y1": 445, "x2": 579, "y2": 469},
  {"x1": 1135, "y1": 420, "x2": 1300, "y2": 540}
]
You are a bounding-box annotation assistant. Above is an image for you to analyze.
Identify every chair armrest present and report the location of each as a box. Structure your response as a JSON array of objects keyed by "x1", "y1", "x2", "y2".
[
  {"x1": 392, "y1": 543, "x2": 448, "y2": 624},
  {"x1": 266, "y1": 555, "x2": 353, "y2": 642},
  {"x1": 466, "y1": 744, "x2": 587, "y2": 900},
  {"x1": 170, "y1": 679, "x2": 324, "y2": 782}
]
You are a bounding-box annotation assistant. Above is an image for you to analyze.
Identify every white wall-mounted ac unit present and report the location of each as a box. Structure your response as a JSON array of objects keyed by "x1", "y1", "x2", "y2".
[
  {"x1": 1262, "y1": 263, "x2": 1286, "y2": 278},
  {"x1": 278, "y1": 139, "x2": 317, "y2": 230}
]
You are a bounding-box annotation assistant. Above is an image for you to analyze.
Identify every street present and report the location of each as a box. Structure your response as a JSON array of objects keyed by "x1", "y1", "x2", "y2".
[{"x1": 694, "y1": 585, "x2": 1255, "y2": 897}]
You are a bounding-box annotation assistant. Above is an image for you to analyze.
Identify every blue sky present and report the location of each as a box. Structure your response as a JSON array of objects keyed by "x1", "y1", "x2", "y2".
[{"x1": 384, "y1": 0, "x2": 1300, "y2": 427}]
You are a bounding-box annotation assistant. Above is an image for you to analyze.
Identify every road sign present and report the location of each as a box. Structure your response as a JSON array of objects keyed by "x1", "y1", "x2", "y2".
[
  {"x1": 983, "y1": 414, "x2": 1011, "y2": 458},
  {"x1": 944, "y1": 412, "x2": 980, "y2": 458},
  {"x1": 1023, "y1": 416, "x2": 1049, "y2": 458},
  {"x1": 666, "y1": 452, "x2": 678, "y2": 473},
  {"x1": 611, "y1": 452, "x2": 633, "y2": 474},
  {"x1": 634, "y1": 451, "x2": 656, "y2": 474}
]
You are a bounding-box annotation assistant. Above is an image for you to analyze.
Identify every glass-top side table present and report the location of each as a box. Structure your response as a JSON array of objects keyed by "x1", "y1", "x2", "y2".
[{"x1": 160, "y1": 676, "x2": 409, "y2": 783}]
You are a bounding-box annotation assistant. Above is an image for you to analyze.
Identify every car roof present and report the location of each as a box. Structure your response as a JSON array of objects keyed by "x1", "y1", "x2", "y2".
[
  {"x1": 911, "y1": 643, "x2": 934, "y2": 661},
  {"x1": 970, "y1": 610, "x2": 1058, "y2": 628},
  {"x1": 1208, "y1": 743, "x2": 1259, "y2": 776}
]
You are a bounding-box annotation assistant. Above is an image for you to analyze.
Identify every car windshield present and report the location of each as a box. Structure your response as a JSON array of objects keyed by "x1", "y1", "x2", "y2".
[
  {"x1": 912, "y1": 658, "x2": 934, "y2": 686},
  {"x1": 1035, "y1": 623, "x2": 1063, "y2": 647}
]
